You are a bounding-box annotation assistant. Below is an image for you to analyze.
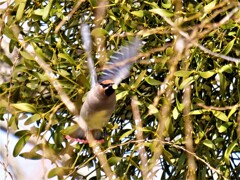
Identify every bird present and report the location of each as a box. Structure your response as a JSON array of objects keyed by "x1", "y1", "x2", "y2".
[{"x1": 65, "y1": 24, "x2": 141, "y2": 143}]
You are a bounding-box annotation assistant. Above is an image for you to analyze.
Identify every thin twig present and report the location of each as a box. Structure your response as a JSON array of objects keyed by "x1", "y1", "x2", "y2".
[
  {"x1": 197, "y1": 103, "x2": 240, "y2": 111},
  {"x1": 0, "y1": 161, "x2": 13, "y2": 180}
]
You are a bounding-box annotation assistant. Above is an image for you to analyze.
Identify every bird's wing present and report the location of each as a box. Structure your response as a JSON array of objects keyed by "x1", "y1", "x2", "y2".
[
  {"x1": 99, "y1": 38, "x2": 141, "y2": 85},
  {"x1": 81, "y1": 24, "x2": 97, "y2": 88}
]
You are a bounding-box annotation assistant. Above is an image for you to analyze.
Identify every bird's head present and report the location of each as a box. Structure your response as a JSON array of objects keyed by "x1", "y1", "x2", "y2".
[{"x1": 100, "y1": 80, "x2": 116, "y2": 96}]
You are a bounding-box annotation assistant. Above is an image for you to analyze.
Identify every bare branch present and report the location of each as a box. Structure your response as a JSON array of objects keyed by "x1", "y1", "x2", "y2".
[
  {"x1": 196, "y1": 44, "x2": 240, "y2": 63},
  {"x1": 183, "y1": 85, "x2": 197, "y2": 180},
  {"x1": 131, "y1": 96, "x2": 148, "y2": 179}
]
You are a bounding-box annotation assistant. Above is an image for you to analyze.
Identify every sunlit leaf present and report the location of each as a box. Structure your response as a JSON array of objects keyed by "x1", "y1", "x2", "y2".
[
  {"x1": 16, "y1": 0, "x2": 27, "y2": 21},
  {"x1": 179, "y1": 75, "x2": 199, "y2": 89},
  {"x1": 174, "y1": 70, "x2": 193, "y2": 77},
  {"x1": 173, "y1": 107, "x2": 179, "y2": 120},
  {"x1": 148, "y1": 104, "x2": 158, "y2": 115},
  {"x1": 198, "y1": 71, "x2": 215, "y2": 79},
  {"x1": 145, "y1": 76, "x2": 161, "y2": 86},
  {"x1": 116, "y1": 91, "x2": 128, "y2": 101},
  {"x1": 222, "y1": 39, "x2": 235, "y2": 55},
  {"x1": 219, "y1": 64, "x2": 232, "y2": 73},
  {"x1": 189, "y1": 109, "x2": 207, "y2": 115},
  {"x1": 212, "y1": 110, "x2": 228, "y2": 122},
  {"x1": 203, "y1": 139, "x2": 215, "y2": 149},
  {"x1": 204, "y1": 0, "x2": 217, "y2": 13},
  {"x1": 11, "y1": 103, "x2": 37, "y2": 113},
  {"x1": 150, "y1": 8, "x2": 174, "y2": 18},
  {"x1": 131, "y1": 10, "x2": 144, "y2": 18},
  {"x1": 91, "y1": 28, "x2": 108, "y2": 37},
  {"x1": 228, "y1": 106, "x2": 237, "y2": 118}
]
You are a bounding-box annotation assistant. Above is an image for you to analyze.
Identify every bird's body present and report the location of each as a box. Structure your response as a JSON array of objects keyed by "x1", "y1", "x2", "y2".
[
  {"x1": 66, "y1": 24, "x2": 141, "y2": 143},
  {"x1": 80, "y1": 82, "x2": 116, "y2": 130}
]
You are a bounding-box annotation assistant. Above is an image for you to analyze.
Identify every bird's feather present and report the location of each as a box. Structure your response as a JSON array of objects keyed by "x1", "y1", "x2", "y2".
[
  {"x1": 81, "y1": 24, "x2": 97, "y2": 88},
  {"x1": 99, "y1": 38, "x2": 141, "y2": 85}
]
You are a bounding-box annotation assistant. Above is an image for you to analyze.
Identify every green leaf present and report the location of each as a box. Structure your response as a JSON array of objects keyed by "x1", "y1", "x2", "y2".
[
  {"x1": 224, "y1": 140, "x2": 237, "y2": 165},
  {"x1": 91, "y1": 28, "x2": 108, "y2": 37},
  {"x1": 24, "y1": 114, "x2": 41, "y2": 125},
  {"x1": 131, "y1": 70, "x2": 146, "y2": 89},
  {"x1": 11, "y1": 103, "x2": 37, "y2": 113},
  {"x1": 204, "y1": 0, "x2": 217, "y2": 13},
  {"x1": 217, "y1": 122, "x2": 232, "y2": 133},
  {"x1": 219, "y1": 64, "x2": 232, "y2": 73},
  {"x1": 163, "y1": 148, "x2": 174, "y2": 164},
  {"x1": 3, "y1": 25, "x2": 17, "y2": 40},
  {"x1": 48, "y1": 167, "x2": 73, "y2": 178},
  {"x1": 42, "y1": 0, "x2": 54, "y2": 21},
  {"x1": 108, "y1": 157, "x2": 122, "y2": 166},
  {"x1": 131, "y1": 10, "x2": 144, "y2": 18},
  {"x1": 145, "y1": 76, "x2": 161, "y2": 86},
  {"x1": 172, "y1": 107, "x2": 179, "y2": 120},
  {"x1": 228, "y1": 106, "x2": 237, "y2": 118},
  {"x1": 222, "y1": 39, "x2": 235, "y2": 55},
  {"x1": 150, "y1": 8, "x2": 174, "y2": 18},
  {"x1": 119, "y1": 129, "x2": 134, "y2": 140},
  {"x1": 61, "y1": 124, "x2": 79, "y2": 135},
  {"x1": 148, "y1": 104, "x2": 158, "y2": 115},
  {"x1": 20, "y1": 152, "x2": 42, "y2": 160},
  {"x1": 144, "y1": 1, "x2": 159, "y2": 9},
  {"x1": 16, "y1": 0, "x2": 27, "y2": 21},
  {"x1": 58, "y1": 53, "x2": 76, "y2": 65},
  {"x1": 15, "y1": 130, "x2": 32, "y2": 137},
  {"x1": 174, "y1": 70, "x2": 193, "y2": 77},
  {"x1": 19, "y1": 51, "x2": 35, "y2": 60},
  {"x1": 13, "y1": 134, "x2": 31, "y2": 157},
  {"x1": 212, "y1": 110, "x2": 228, "y2": 122},
  {"x1": 33, "y1": 9, "x2": 44, "y2": 16},
  {"x1": 179, "y1": 75, "x2": 199, "y2": 89},
  {"x1": 161, "y1": 0, "x2": 172, "y2": 9},
  {"x1": 116, "y1": 91, "x2": 128, "y2": 101},
  {"x1": 189, "y1": 109, "x2": 207, "y2": 115},
  {"x1": 202, "y1": 139, "x2": 215, "y2": 149},
  {"x1": 2, "y1": 55, "x2": 13, "y2": 66},
  {"x1": 198, "y1": 71, "x2": 215, "y2": 79}
]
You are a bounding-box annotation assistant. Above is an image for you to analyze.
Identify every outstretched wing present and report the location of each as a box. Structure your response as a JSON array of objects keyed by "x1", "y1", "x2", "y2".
[
  {"x1": 81, "y1": 24, "x2": 97, "y2": 88},
  {"x1": 99, "y1": 38, "x2": 141, "y2": 85}
]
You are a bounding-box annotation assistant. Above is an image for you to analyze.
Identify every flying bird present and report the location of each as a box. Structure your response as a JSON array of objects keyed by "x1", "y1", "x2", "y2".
[{"x1": 66, "y1": 24, "x2": 141, "y2": 143}]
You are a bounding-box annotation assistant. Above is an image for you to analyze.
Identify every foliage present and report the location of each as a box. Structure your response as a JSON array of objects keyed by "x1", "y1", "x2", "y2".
[{"x1": 0, "y1": 0, "x2": 240, "y2": 179}]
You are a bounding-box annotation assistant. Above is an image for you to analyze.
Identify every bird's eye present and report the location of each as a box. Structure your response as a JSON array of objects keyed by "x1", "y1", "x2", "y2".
[{"x1": 100, "y1": 83, "x2": 112, "y2": 88}]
